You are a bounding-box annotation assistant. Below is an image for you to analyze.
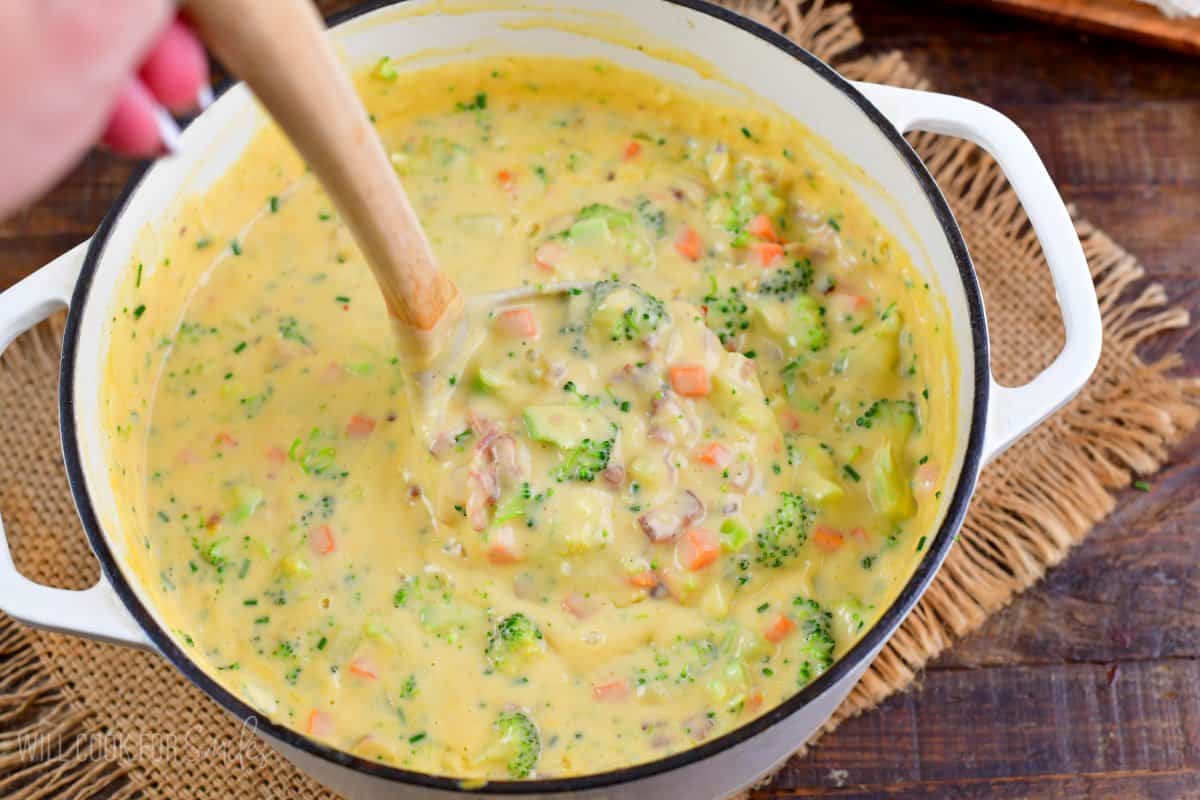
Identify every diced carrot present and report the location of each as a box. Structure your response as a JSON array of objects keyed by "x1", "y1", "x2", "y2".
[
  {"x1": 849, "y1": 527, "x2": 870, "y2": 545},
  {"x1": 747, "y1": 213, "x2": 779, "y2": 243},
  {"x1": 310, "y1": 524, "x2": 337, "y2": 556},
  {"x1": 674, "y1": 226, "x2": 703, "y2": 261},
  {"x1": 319, "y1": 361, "x2": 344, "y2": 384},
  {"x1": 496, "y1": 308, "x2": 539, "y2": 340},
  {"x1": 487, "y1": 526, "x2": 523, "y2": 565},
  {"x1": 348, "y1": 657, "x2": 379, "y2": 681},
  {"x1": 628, "y1": 570, "x2": 659, "y2": 589},
  {"x1": 346, "y1": 414, "x2": 376, "y2": 439},
  {"x1": 266, "y1": 446, "x2": 287, "y2": 465},
  {"x1": 593, "y1": 679, "x2": 630, "y2": 702},
  {"x1": 812, "y1": 525, "x2": 845, "y2": 553},
  {"x1": 831, "y1": 291, "x2": 870, "y2": 316},
  {"x1": 747, "y1": 687, "x2": 765, "y2": 711},
  {"x1": 496, "y1": 169, "x2": 516, "y2": 193},
  {"x1": 668, "y1": 363, "x2": 711, "y2": 397},
  {"x1": 205, "y1": 512, "x2": 223, "y2": 532},
  {"x1": 623, "y1": 141, "x2": 642, "y2": 161},
  {"x1": 177, "y1": 448, "x2": 199, "y2": 465},
  {"x1": 534, "y1": 241, "x2": 566, "y2": 274},
  {"x1": 780, "y1": 409, "x2": 802, "y2": 433},
  {"x1": 306, "y1": 710, "x2": 334, "y2": 736},
  {"x1": 678, "y1": 527, "x2": 720, "y2": 571},
  {"x1": 764, "y1": 612, "x2": 795, "y2": 643},
  {"x1": 562, "y1": 592, "x2": 594, "y2": 619},
  {"x1": 214, "y1": 432, "x2": 238, "y2": 448},
  {"x1": 750, "y1": 241, "x2": 785, "y2": 267},
  {"x1": 696, "y1": 442, "x2": 732, "y2": 469}
]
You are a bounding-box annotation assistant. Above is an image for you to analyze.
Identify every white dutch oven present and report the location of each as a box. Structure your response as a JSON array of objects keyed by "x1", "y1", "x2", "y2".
[{"x1": 0, "y1": 1, "x2": 1101, "y2": 797}]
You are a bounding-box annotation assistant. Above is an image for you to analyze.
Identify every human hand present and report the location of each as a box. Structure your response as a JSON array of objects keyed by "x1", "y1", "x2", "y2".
[{"x1": 0, "y1": 1, "x2": 210, "y2": 218}]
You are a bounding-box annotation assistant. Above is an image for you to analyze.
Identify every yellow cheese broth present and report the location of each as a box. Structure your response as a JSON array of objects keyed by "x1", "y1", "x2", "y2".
[{"x1": 102, "y1": 56, "x2": 957, "y2": 780}]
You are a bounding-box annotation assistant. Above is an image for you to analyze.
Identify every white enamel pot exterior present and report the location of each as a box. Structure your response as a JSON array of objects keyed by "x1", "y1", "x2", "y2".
[{"x1": 0, "y1": 1, "x2": 1102, "y2": 797}]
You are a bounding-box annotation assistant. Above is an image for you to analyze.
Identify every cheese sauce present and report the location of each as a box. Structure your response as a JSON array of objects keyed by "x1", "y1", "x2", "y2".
[{"x1": 102, "y1": 56, "x2": 957, "y2": 780}]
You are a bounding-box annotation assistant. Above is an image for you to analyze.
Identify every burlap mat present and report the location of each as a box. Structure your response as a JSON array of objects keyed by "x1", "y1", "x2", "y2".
[{"x1": 2, "y1": 2, "x2": 1197, "y2": 797}]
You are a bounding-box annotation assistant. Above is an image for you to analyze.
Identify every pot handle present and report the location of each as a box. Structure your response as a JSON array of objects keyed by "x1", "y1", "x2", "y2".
[
  {"x1": 854, "y1": 83, "x2": 1102, "y2": 462},
  {"x1": 0, "y1": 242, "x2": 151, "y2": 649}
]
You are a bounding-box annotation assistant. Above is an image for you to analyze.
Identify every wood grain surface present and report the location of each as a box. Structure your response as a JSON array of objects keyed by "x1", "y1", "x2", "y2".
[
  {"x1": 961, "y1": 0, "x2": 1200, "y2": 56},
  {"x1": 0, "y1": 2, "x2": 1195, "y2": 798}
]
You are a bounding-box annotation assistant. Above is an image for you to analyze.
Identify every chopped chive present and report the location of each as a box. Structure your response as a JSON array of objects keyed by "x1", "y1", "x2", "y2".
[
  {"x1": 1133, "y1": 480, "x2": 1151, "y2": 492},
  {"x1": 233, "y1": 341, "x2": 247, "y2": 354},
  {"x1": 135, "y1": 263, "x2": 143, "y2": 288},
  {"x1": 230, "y1": 240, "x2": 242, "y2": 256},
  {"x1": 916, "y1": 535, "x2": 927, "y2": 552},
  {"x1": 843, "y1": 464, "x2": 861, "y2": 482},
  {"x1": 196, "y1": 237, "x2": 212, "y2": 250},
  {"x1": 318, "y1": 212, "x2": 332, "y2": 221},
  {"x1": 317, "y1": 636, "x2": 328, "y2": 650},
  {"x1": 335, "y1": 295, "x2": 351, "y2": 304},
  {"x1": 409, "y1": 732, "x2": 427, "y2": 744},
  {"x1": 269, "y1": 195, "x2": 279, "y2": 213},
  {"x1": 132, "y1": 304, "x2": 146, "y2": 320},
  {"x1": 243, "y1": 598, "x2": 258, "y2": 606}
]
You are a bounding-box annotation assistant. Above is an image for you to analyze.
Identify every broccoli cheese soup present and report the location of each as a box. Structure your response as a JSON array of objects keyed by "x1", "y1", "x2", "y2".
[{"x1": 102, "y1": 55, "x2": 956, "y2": 781}]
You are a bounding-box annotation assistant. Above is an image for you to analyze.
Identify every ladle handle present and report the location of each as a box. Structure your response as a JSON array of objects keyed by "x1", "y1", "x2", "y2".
[{"x1": 184, "y1": 0, "x2": 458, "y2": 333}]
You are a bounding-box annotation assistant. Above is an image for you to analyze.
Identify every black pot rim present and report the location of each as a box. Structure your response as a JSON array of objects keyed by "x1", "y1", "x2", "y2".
[{"x1": 59, "y1": 0, "x2": 989, "y2": 793}]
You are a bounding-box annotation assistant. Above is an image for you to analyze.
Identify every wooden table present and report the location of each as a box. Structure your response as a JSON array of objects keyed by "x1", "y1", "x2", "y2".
[
  {"x1": 0, "y1": 2, "x2": 1195, "y2": 797},
  {"x1": 760, "y1": 3, "x2": 1200, "y2": 797}
]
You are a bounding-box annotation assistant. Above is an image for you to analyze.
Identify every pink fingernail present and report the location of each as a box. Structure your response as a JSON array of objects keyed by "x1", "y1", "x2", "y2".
[
  {"x1": 102, "y1": 79, "x2": 171, "y2": 157},
  {"x1": 139, "y1": 18, "x2": 210, "y2": 113}
]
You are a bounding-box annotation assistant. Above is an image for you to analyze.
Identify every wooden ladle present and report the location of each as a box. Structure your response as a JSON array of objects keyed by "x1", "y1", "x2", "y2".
[{"x1": 185, "y1": 0, "x2": 461, "y2": 363}]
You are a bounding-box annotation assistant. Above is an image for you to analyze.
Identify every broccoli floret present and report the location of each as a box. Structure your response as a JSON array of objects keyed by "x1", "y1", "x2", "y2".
[
  {"x1": 702, "y1": 281, "x2": 751, "y2": 349},
  {"x1": 552, "y1": 425, "x2": 616, "y2": 483},
  {"x1": 486, "y1": 613, "x2": 544, "y2": 673},
  {"x1": 192, "y1": 536, "x2": 230, "y2": 572},
  {"x1": 492, "y1": 482, "x2": 534, "y2": 525},
  {"x1": 754, "y1": 492, "x2": 812, "y2": 568},
  {"x1": 855, "y1": 398, "x2": 916, "y2": 430},
  {"x1": 277, "y1": 315, "x2": 311, "y2": 347},
  {"x1": 757, "y1": 259, "x2": 814, "y2": 300},
  {"x1": 553, "y1": 203, "x2": 633, "y2": 244},
  {"x1": 584, "y1": 280, "x2": 668, "y2": 344},
  {"x1": 793, "y1": 296, "x2": 828, "y2": 352},
  {"x1": 577, "y1": 202, "x2": 632, "y2": 226},
  {"x1": 636, "y1": 197, "x2": 667, "y2": 238},
  {"x1": 790, "y1": 596, "x2": 836, "y2": 686},
  {"x1": 492, "y1": 711, "x2": 541, "y2": 778}
]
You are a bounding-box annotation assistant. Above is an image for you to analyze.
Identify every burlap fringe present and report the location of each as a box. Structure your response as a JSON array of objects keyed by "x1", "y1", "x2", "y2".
[
  {"x1": 0, "y1": 617, "x2": 134, "y2": 799},
  {"x1": 0, "y1": 3, "x2": 1196, "y2": 799}
]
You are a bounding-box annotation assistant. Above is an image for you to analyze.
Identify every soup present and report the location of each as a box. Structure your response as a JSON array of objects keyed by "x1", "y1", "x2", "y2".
[{"x1": 102, "y1": 56, "x2": 956, "y2": 780}]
